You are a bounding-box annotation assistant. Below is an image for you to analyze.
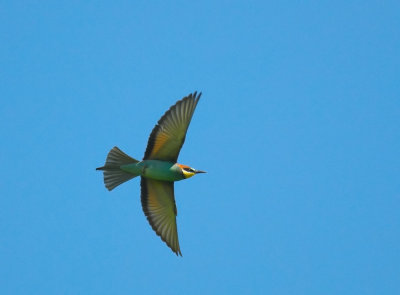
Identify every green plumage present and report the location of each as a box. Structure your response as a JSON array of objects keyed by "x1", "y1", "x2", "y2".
[
  {"x1": 97, "y1": 92, "x2": 205, "y2": 256},
  {"x1": 121, "y1": 160, "x2": 185, "y2": 182}
]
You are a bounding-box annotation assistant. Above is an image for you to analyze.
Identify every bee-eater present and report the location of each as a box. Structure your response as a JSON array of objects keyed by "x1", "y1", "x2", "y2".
[{"x1": 96, "y1": 92, "x2": 205, "y2": 256}]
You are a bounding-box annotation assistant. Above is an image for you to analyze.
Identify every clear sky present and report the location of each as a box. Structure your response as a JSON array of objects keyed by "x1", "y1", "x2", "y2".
[{"x1": 1, "y1": 1, "x2": 399, "y2": 294}]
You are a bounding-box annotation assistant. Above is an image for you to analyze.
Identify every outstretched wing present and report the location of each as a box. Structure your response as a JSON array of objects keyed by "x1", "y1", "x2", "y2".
[
  {"x1": 140, "y1": 177, "x2": 181, "y2": 256},
  {"x1": 143, "y1": 92, "x2": 201, "y2": 162}
]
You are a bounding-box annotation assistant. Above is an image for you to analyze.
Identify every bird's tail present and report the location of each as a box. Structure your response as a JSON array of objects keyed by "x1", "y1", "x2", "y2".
[{"x1": 96, "y1": 146, "x2": 139, "y2": 191}]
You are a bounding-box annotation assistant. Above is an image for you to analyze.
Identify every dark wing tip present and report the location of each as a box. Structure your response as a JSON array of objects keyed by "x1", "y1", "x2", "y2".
[
  {"x1": 174, "y1": 91, "x2": 201, "y2": 108},
  {"x1": 190, "y1": 91, "x2": 202, "y2": 102}
]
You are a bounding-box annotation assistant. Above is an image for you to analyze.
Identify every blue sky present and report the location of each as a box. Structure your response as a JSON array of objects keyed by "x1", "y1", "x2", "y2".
[{"x1": 1, "y1": 1, "x2": 399, "y2": 294}]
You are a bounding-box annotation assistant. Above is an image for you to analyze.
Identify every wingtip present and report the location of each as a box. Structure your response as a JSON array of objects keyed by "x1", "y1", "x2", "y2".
[{"x1": 191, "y1": 91, "x2": 202, "y2": 101}]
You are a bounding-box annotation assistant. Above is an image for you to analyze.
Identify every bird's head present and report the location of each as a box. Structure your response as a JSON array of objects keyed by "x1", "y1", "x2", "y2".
[{"x1": 177, "y1": 164, "x2": 206, "y2": 179}]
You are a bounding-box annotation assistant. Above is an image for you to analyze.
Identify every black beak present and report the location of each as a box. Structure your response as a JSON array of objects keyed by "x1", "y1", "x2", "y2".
[{"x1": 195, "y1": 170, "x2": 206, "y2": 174}]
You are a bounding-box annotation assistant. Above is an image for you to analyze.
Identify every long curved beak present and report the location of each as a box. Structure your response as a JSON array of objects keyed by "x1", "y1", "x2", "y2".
[{"x1": 195, "y1": 170, "x2": 206, "y2": 174}]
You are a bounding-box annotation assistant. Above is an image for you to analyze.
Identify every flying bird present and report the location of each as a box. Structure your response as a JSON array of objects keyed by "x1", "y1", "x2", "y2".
[{"x1": 96, "y1": 92, "x2": 205, "y2": 256}]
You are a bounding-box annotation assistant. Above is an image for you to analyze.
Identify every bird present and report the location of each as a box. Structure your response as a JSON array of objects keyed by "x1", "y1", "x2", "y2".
[{"x1": 96, "y1": 92, "x2": 205, "y2": 256}]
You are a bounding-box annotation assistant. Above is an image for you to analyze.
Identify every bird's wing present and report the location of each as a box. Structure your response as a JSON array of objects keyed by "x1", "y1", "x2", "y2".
[
  {"x1": 140, "y1": 177, "x2": 182, "y2": 256},
  {"x1": 143, "y1": 92, "x2": 201, "y2": 162}
]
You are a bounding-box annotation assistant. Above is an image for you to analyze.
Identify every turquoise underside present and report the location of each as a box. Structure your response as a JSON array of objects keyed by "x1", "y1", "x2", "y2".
[{"x1": 120, "y1": 160, "x2": 184, "y2": 182}]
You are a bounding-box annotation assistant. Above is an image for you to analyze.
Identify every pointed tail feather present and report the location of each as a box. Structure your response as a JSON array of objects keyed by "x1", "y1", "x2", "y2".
[{"x1": 96, "y1": 146, "x2": 139, "y2": 191}]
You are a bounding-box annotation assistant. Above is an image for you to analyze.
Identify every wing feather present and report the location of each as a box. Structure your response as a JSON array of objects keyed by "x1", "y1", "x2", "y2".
[
  {"x1": 140, "y1": 177, "x2": 182, "y2": 256},
  {"x1": 143, "y1": 92, "x2": 201, "y2": 162}
]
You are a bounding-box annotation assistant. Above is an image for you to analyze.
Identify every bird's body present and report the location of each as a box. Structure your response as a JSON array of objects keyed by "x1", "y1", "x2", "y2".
[
  {"x1": 97, "y1": 92, "x2": 205, "y2": 256},
  {"x1": 121, "y1": 160, "x2": 185, "y2": 182}
]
